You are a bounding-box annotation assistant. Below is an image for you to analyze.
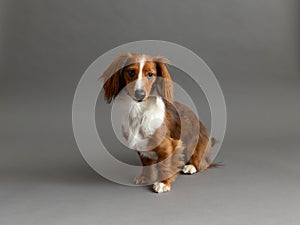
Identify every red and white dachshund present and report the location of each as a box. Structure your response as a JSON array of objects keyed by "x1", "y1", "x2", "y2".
[{"x1": 101, "y1": 53, "x2": 217, "y2": 193}]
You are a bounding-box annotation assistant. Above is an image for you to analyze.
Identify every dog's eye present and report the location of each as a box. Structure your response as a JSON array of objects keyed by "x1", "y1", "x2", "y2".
[
  {"x1": 147, "y1": 72, "x2": 154, "y2": 78},
  {"x1": 127, "y1": 70, "x2": 135, "y2": 77}
]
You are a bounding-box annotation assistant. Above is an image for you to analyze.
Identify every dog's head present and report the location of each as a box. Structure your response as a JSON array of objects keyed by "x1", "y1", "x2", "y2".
[{"x1": 101, "y1": 53, "x2": 173, "y2": 103}]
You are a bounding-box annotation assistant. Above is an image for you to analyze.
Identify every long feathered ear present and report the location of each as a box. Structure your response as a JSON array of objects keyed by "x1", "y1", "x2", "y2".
[
  {"x1": 100, "y1": 54, "x2": 129, "y2": 103},
  {"x1": 154, "y1": 56, "x2": 174, "y2": 103}
]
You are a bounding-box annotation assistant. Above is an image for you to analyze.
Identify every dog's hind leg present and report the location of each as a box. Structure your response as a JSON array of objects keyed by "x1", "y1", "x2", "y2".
[{"x1": 183, "y1": 134, "x2": 212, "y2": 174}]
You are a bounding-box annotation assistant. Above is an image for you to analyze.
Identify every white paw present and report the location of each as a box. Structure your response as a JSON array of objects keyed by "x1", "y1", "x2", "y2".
[
  {"x1": 134, "y1": 175, "x2": 150, "y2": 184},
  {"x1": 182, "y1": 165, "x2": 197, "y2": 174},
  {"x1": 153, "y1": 182, "x2": 171, "y2": 193}
]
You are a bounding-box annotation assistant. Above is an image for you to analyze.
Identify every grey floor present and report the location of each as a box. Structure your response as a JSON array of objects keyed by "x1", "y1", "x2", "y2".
[
  {"x1": 1, "y1": 0, "x2": 300, "y2": 224},
  {"x1": 1, "y1": 80, "x2": 300, "y2": 225}
]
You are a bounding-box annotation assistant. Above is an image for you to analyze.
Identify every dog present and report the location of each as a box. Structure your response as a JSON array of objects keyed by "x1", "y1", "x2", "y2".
[{"x1": 101, "y1": 53, "x2": 216, "y2": 193}]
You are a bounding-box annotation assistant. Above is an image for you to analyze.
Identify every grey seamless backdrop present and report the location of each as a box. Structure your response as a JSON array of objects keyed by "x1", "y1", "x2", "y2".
[{"x1": 0, "y1": 1, "x2": 299, "y2": 225}]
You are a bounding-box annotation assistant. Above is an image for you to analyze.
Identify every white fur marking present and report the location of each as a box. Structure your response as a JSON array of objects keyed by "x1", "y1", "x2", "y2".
[
  {"x1": 134, "y1": 57, "x2": 145, "y2": 91},
  {"x1": 153, "y1": 182, "x2": 170, "y2": 193},
  {"x1": 115, "y1": 91, "x2": 166, "y2": 151},
  {"x1": 182, "y1": 165, "x2": 197, "y2": 174},
  {"x1": 125, "y1": 96, "x2": 165, "y2": 150}
]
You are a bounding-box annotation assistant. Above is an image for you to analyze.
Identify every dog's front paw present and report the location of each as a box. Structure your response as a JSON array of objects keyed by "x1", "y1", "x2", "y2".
[
  {"x1": 134, "y1": 175, "x2": 151, "y2": 184},
  {"x1": 153, "y1": 182, "x2": 171, "y2": 193}
]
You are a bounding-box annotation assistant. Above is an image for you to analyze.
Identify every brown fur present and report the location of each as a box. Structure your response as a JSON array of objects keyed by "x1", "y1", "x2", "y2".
[
  {"x1": 154, "y1": 57, "x2": 174, "y2": 103},
  {"x1": 101, "y1": 53, "x2": 217, "y2": 191}
]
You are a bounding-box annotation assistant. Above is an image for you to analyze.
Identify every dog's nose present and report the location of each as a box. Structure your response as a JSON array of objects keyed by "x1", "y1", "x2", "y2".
[{"x1": 134, "y1": 89, "x2": 146, "y2": 101}]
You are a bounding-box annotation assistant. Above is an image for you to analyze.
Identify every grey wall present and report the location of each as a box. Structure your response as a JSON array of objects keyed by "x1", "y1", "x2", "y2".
[
  {"x1": 1, "y1": 0, "x2": 299, "y2": 166},
  {"x1": 0, "y1": 1, "x2": 299, "y2": 225}
]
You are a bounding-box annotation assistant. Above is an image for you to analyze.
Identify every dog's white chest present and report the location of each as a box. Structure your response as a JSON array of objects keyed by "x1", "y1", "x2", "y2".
[{"x1": 119, "y1": 95, "x2": 165, "y2": 150}]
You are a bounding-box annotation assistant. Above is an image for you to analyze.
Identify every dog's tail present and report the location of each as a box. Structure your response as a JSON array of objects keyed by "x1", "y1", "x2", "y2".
[
  {"x1": 208, "y1": 162, "x2": 223, "y2": 168},
  {"x1": 210, "y1": 137, "x2": 217, "y2": 147},
  {"x1": 208, "y1": 137, "x2": 223, "y2": 168}
]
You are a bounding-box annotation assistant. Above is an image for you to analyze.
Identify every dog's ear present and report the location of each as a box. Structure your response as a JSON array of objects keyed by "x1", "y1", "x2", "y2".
[
  {"x1": 154, "y1": 56, "x2": 174, "y2": 103},
  {"x1": 100, "y1": 54, "x2": 129, "y2": 103}
]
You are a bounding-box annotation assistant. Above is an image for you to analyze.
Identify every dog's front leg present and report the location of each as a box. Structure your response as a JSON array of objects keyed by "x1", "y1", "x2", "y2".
[
  {"x1": 134, "y1": 153, "x2": 156, "y2": 184},
  {"x1": 153, "y1": 139, "x2": 184, "y2": 193}
]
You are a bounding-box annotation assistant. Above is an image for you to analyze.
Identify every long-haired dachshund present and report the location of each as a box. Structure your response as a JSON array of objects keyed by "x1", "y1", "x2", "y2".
[{"x1": 101, "y1": 53, "x2": 216, "y2": 193}]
